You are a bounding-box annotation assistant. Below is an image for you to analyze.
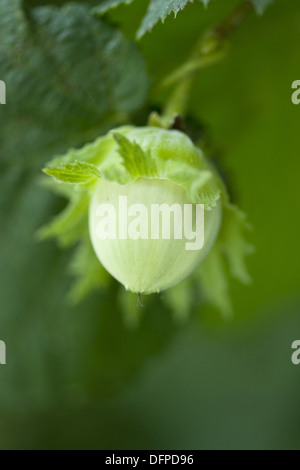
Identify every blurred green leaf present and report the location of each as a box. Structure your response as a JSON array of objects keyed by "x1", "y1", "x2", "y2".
[
  {"x1": 197, "y1": 242, "x2": 233, "y2": 317},
  {"x1": 36, "y1": 192, "x2": 90, "y2": 246},
  {"x1": 68, "y1": 237, "x2": 110, "y2": 303},
  {"x1": 220, "y1": 203, "x2": 253, "y2": 284},
  {"x1": 93, "y1": 0, "x2": 135, "y2": 15},
  {"x1": 137, "y1": 0, "x2": 208, "y2": 39},
  {"x1": 0, "y1": 0, "x2": 150, "y2": 169}
]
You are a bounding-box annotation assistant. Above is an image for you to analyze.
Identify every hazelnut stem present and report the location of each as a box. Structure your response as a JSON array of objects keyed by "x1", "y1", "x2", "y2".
[{"x1": 155, "y1": 1, "x2": 254, "y2": 127}]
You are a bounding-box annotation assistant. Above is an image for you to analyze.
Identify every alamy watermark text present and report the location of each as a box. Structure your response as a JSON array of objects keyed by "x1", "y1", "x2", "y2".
[
  {"x1": 0, "y1": 340, "x2": 6, "y2": 365},
  {"x1": 0, "y1": 80, "x2": 6, "y2": 104},
  {"x1": 291, "y1": 340, "x2": 300, "y2": 365},
  {"x1": 94, "y1": 197, "x2": 205, "y2": 251}
]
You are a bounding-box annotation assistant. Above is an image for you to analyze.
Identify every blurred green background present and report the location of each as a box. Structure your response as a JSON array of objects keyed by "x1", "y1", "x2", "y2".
[{"x1": 0, "y1": 0, "x2": 299, "y2": 449}]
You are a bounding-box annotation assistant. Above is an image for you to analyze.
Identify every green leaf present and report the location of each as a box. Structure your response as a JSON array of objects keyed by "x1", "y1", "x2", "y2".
[
  {"x1": 46, "y1": 132, "x2": 120, "y2": 168},
  {"x1": 43, "y1": 161, "x2": 101, "y2": 184},
  {"x1": 93, "y1": 0, "x2": 135, "y2": 16},
  {"x1": 164, "y1": 162, "x2": 220, "y2": 207},
  {"x1": 113, "y1": 132, "x2": 158, "y2": 179},
  {"x1": 137, "y1": 0, "x2": 206, "y2": 39},
  {"x1": 250, "y1": 0, "x2": 274, "y2": 14}
]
